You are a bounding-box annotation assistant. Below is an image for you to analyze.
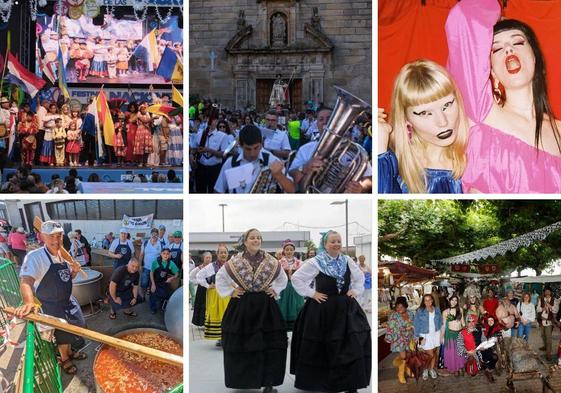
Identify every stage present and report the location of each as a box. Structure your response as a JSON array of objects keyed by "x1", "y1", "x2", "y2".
[
  {"x1": 3, "y1": 166, "x2": 183, "y2": 184},
  {"x1": 79, "y1": 182, "x2": 183, "y2": 194}
]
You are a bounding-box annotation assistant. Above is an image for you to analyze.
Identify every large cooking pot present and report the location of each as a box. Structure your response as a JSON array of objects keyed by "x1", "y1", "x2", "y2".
[
  {"x1": 165, "y1": 286, "x2": 183, "y2": 345},
  {"x1": 93, "y1": 328, "x2": 183, "y2": 393},
  {"x1": 72, "y1": 268, "x2": 103, "y2": 306}
]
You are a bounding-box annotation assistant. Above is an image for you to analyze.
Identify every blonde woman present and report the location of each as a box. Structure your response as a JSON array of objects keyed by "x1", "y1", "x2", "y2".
[{"x1": 378, "y1": 59, "x2": 470, "y2": 193}]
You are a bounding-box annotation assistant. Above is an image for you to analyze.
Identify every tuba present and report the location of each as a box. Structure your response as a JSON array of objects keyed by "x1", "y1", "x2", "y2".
[
  {"x1": 299, "y1": 86, "x2": 371, "y2": 193},
  {"x1": 250, "y1": 151, "x2": 296, "y2": 193}
]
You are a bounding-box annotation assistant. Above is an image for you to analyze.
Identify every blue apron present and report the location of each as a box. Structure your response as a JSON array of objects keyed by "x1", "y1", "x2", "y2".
[
  {"x1": 153, "y1": 258, "x2": 174, "y2": 299},
  {"x1": 113, "y1": 241, "x2": 133, "y2": 270},
  {"x1": 169, "y1": 242, "x2": 182, "y2": 269},
  {"x1": 36, "y1": 249, "x2": 85, "y2": 344}
]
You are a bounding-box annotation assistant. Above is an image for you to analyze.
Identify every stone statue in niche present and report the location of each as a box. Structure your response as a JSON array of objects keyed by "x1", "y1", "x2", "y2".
[
  {"x1": 311, "y1": 7, "x2": 321, "y2": 30},
  {"x1": 237, "y1": 10, "x2": 246, "y2": 31},
  {"x1": 271, "y1": 13, "x2": 287, "y2": 47}
]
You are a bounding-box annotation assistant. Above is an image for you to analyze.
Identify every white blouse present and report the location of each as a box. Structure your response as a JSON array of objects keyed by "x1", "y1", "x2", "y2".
[
  {"x1": 196, "y1": 263, "x2": 222, "y2": 288},
  {"x1": 291, "y1": 256, "x2": 365, "y2": 298},
  {"x1": 215, "y1": 261, "x2": 288, "y2": 299},
  {"x1": 189, "y1": 266, "x2": 201, "y2": 284}
]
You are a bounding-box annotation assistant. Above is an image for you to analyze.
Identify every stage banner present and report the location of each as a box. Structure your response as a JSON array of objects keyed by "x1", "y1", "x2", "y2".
[
  {"x1": 68, "y1": 86, "x2": 180, "y2": 104},
  {"x1": 122, "y1": 214, "x2": 154, "y2": 229},
  {"x1": 451, "y1": 264, "x2": 470, "y2": 273},
  {"x1": 96, "y1": 0, "x2": 182, "y2": 6}
]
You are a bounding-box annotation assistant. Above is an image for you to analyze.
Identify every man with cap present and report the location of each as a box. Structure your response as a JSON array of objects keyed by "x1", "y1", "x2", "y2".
[
  {"x1": 108, "y1": 257, "x2": 140, "y2": 319},
  {"x1": 149, "y1": 247, "x2": 179, "y2": 314},
  {"x1": 169, "y1": 231, "x2": 183, "y2": 270},
  {"x1": 138, "y1": 228, "x2": 162, "y2": 301},
  {"x1": 15, "y1": 220, "x2": 87, "y2": 375},
  {"x1": 158, "y1": 224, "x2": 170, "y2": 248},
  {"x1": 108, "y1": 228, "x2": 135, "y2": 270}
]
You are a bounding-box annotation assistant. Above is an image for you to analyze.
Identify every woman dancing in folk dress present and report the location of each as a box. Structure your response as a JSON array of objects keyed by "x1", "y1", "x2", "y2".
[
  {"x1": 134, "y1": 104, "x2": 153, "y2": 167},
  {"x1": 290, "y1": 230, "x2": 371, "y2": 393},
  {"x1": 195, "y1": 244, "x2": 230, "y2": 346},
  {"x1": 276, "y1": 239, "x2": 305, "y2": 331},
  {"x1": 216, "y1": 228, "x2": 288, "y2": 393}
]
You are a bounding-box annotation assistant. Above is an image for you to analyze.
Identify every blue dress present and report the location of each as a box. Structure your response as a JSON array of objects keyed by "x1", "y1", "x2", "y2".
[{"x1": 378, "y1": 150, "x2": 463, "y2": 194}]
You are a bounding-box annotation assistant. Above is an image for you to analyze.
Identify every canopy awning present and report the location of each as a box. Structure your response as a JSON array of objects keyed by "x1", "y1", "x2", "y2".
[
  {"x1": 432, "y1": 221, "x2": 561, "y2": 265},
  {"x1": 379, "y1": 261, "x2": 437, "y2": 285},
  {"x1": 511, "y1": 275, "x2": 561, "y2": 284}
]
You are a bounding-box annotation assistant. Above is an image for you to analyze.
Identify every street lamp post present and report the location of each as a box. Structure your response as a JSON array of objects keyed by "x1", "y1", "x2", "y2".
[
  {"x1": 218, "y1": 204, "x2": 228, "y2": 232},
  {"x1": 330, "y1": 199, "x2": 349, "y2": 253}
]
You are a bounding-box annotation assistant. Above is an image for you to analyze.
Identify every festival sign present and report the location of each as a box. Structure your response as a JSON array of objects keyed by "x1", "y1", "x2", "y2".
[
  {"x1": 122, "y1": 214, "x2": 154, "y2": 229},
  {"x1": 68, "y1": 86, "x2": 178, "y2": 104}
]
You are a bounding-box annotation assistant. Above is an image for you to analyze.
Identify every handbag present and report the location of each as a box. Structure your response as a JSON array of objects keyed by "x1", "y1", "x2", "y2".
[{"x1": 0, "y1": 124, "x2": 7, "y2": 138}]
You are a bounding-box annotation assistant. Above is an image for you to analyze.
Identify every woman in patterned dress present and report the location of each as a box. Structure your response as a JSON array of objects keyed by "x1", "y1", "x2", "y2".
[
  {"x1": 216, "y1": 228, "x2": 288, "y2": 393},
  {"x1": 385, "y1": 296, "x2": 415, "y2": 384},
  {"x1": 113, "y1": 113, "x2": 127, "y2": 165},
  {"x1": 134, "y1": 103, "x2": 153, "y2": 167},
  {"x1": 166, "y1": 115, "x2": 183, "y2": 166},
  {"x1": 125, "y1": 102, "x2": 138, "y2": 164},
  {"x1": 441, "y1": 295, "x2": 466, "y2": 375}
]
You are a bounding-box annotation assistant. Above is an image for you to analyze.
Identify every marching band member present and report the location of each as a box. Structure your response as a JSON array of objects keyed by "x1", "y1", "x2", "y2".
[
  {"x1": 289, "y1": 107, "x2": 373, "y2": 193},
  {"x1": 259, "y1": 111, "x2": 292, "y2": 160},
  {"x1": 214, "y1": 125, "x2": 295, "y2": 193}
]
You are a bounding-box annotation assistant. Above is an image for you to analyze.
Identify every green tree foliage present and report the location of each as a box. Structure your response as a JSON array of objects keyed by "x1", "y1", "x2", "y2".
[{"x1": 378, "y1": 200, "x2": 561, "y2": 274}]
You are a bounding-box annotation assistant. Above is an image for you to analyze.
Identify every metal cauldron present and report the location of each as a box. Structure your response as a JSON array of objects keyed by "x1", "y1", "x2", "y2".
[
  {"x1": 72, "y1": 268, "x2": 103, "y2": 306},
  {"x1": 165, "y1": 286, "x2": 183, "y2": 345},
  {"x1": 93, "y1": 328, "x2": 182, "y2": 393}
]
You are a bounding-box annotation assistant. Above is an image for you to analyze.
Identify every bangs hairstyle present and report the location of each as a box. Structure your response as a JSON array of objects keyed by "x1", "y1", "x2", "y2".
[
  {"x1": 390, "y1": 59, "x2": 469, "y2": 193},
  {"x1": 493, "y1": 19, "x2": 561, "y2": 154}
]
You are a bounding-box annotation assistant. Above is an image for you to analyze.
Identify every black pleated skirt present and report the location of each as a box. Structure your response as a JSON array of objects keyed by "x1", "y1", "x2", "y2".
[
  {"x1": 221, "y1": 292, "x2": 288, "y2": 389},
  {"x1": 191, "y1": 285, "x2": 207, "y2": 326},
  {"x1": 290, "y1": 295, "x2": 372, "y2": 392}
]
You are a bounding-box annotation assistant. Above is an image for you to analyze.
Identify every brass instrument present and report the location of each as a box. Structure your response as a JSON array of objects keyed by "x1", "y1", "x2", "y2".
[
  {"x1": 299, "y1": 86, "x2": 371, "y2": 193},
  {"x1": 250, "y1": 151, "x2": 295, "y2": 193}
]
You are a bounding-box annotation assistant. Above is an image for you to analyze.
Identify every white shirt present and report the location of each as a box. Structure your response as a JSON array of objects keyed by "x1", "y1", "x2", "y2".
[
  {"x1": 259, "y1": 126, "x2": 291, "y2": 153},
  {"x1": 215, "y1": 261, "x2": 288, "y2": 299},
  {"x1": 517, "y1": 302, "x2": 536, "y2": 323},
  {"x1": 214, "y1": 148, "x2": 282, "y2": 193},
  {"x1": 140, "y1": 238, "x2": 162, "y2": 270},
  {"x1": 428, "y1": 310, "x2": 436, "y2": 334},
  {"x1": 192, "y1": 129, "x2": 231, "y2": 166},
  {"x1": 109, "y1": 238, "x2": 135, "y2": 255},
  {"x1": 289, "y1": 141, "x2": 373, "y2": 177},
  {"x1": 20, "y1": 247, "x2": 67, "y2": 290},
  {"x1": 196, "y1": 263, "x2": 223, "y2": 288},
  {"x1": 291, "y1": 255, "x2": 365, "y2": 298},
  {"x1": 189, "y1": 265, "x2": 201, "y2": 284}
]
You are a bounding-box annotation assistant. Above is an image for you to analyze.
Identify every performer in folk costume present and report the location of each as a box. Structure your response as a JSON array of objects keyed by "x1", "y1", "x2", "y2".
[
  {"x1": 276, "y1": 239, "x2": 305, "y2": 331},
  {"x1": 126, "y1": 102, "x2": 139, "y2": 163},
  {"x1": 189, "y1": 251, "x2": 211, "y2": 327},
  {"x1": 106, "y1": 46, "x2": 118, "y2": 79},
  {"x1": 134, "y1": 103, "x2": 153, "y2": 167},
  {"x1": 113, "y1": 113, "x2": 127, "y2": 165},
  {"x1": 40, "y1": 104, "x2": 59, "y2": 166},
  {"x1": 116, "y1": 41, "x2": 129, "y2": 77},
  {"x1": 290, "y1": 230, "x2": 371, "y2": 393},
  {"x1": 17, "y1": 111, "x2": 38, "y2": 166},
  {"x1": 196, "y1": 244, "x2": 231, "y2": 346},
  {"x1": 167, "y1": 115, "x2": 183, "y2": 166},
  {"x1": 75, "y1": 42, "x2": 93, "y2": 81},
  {"x1": 90, "y1": 37, "x2": 108, "y2": 78},
  {"x1": 53, "y1": 118, "x2": 67, "y2": 167},
  {"x1": 216, "y1": 228, "x2": 288, "y2": 393},
  {"x1": 65, "y1": 121, "x2": 81, "y2": 167}
]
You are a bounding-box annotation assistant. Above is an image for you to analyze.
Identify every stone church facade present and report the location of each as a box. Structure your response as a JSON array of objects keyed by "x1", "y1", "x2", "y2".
[{"x1": 189, "y1": 0, "x2": 372, "y2": 112}]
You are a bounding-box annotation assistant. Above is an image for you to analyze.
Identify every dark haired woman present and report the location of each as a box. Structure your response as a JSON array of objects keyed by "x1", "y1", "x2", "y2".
[
  {"x1": 216, "y1": 228, "x2": 288, "y2": 393},
  {"x1": 290, "y1": 230, "x2": 371, "y2": 393},
  {"x1": 276, "y1": 239, "x2": 304, "y2": 331},
  {"x1": 447, "y1": 0, "x2": 561, "y2": 193},
  {"x1": 189, "y1": 251, "x2": 211, "y2": 327},
  {"x1": 413, "y1": 294, "x2": 442, "y2": 380},
  {"x1": 125, "y1": 102, "x2": 139, "y2": 164},
  {"x1": 385, "y1": 296, "x2": 414, "y2": 384},
  {"x1": 441, "y1": 295, "x2": 465, "y2": 375}
]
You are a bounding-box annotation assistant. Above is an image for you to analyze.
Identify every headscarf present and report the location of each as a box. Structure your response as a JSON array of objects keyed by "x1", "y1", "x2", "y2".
[{"x1": 315, "y1": 230, "x2": 347, "y2": 292}]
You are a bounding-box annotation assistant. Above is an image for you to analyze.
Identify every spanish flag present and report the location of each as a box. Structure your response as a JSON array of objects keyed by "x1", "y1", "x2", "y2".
[{"x1": 97, "y1": 89, "x2": 115, "y2": 146}]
